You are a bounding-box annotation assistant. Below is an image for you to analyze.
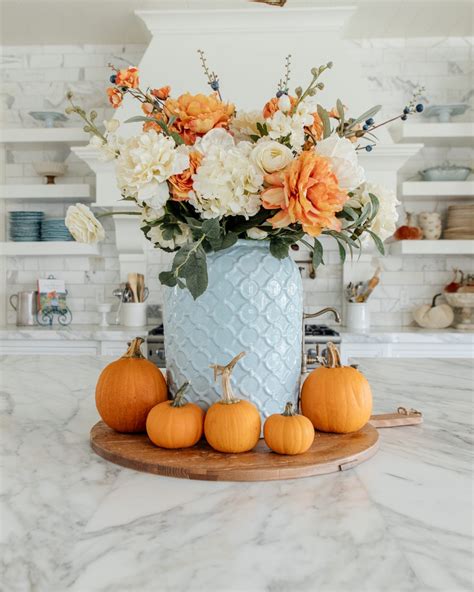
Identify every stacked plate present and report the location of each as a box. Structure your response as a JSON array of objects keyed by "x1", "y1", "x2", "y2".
[
  {"x1": 444, "y1": 205, "x2": 474, "y2": 240},
  {"x1": 40, "y1": 218, "x2": 74, "y2": 241},
  {"x1": 9, "y1": 211, "x2": 44, "y2": 241}
]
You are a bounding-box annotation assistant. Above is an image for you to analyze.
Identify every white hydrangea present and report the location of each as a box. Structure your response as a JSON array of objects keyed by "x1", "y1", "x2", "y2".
[
  {"x1": 229, "y1": 110, "x2": 265, "y2": 141},
  {"x1": 315, "y1": 136, "x2": 365, "y2": 191},
  {"x1": 115, "y1": 130, "x2": 189, "y2": 203},
  {"x1": 148, "y1": 223, "x2": 191, "y2": 250},
  {"x1": 190, "y1": 131, "x2": 264, "y2": 219},
  {"x1": 346, "y1": 182, "x2": 400, "y2": 243},
  {"x1": 88, "y1": 133, "x2": 121, "y2": 162}
]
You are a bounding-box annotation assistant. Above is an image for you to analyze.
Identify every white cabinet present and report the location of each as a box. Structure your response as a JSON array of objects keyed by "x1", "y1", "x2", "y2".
[{"x1": 341, "y1": 341, "x2": 473, "y2": 363}]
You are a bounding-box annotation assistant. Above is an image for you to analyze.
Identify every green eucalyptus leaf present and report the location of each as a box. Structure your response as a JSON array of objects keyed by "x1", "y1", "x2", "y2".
[
  {"x1": 346, "y1": 105, "x2": 382, "y2": 130},
  {"x1": 159, "y1": 271, "x2": 178, "y2": 287},
  {"x1": 335, "y1": 239, "x2": 346, "y2": 263},
  {"x1": 366, "y1": 229, "x2": 385, "y2": 255},
  {"x1": 317, "y1": 105, "x2": 331, "y2": 138},
  {"x1": 270, "y1": 237, "x2": 290, "y2": 259},
  {"x1": 183, "y1": 246, "x2": 208, "y2": 300},
  {"x1": 312, "y1": 238, "x2": 324, "y2": 267},
  {"x1": 216, "y1": 231, "x2": 238, "y2": 251},
  {"x1": 336, "y1": 99, "x2": 345, "y2": 126}
]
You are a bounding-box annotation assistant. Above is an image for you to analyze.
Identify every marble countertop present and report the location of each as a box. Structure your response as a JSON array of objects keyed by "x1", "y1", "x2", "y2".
[
  {"x1": 2, "y1": 356, "x2": 472, "y2": 592},
  {"x1": 1, "y1": 323, "x2": 473, "y2": 344}
]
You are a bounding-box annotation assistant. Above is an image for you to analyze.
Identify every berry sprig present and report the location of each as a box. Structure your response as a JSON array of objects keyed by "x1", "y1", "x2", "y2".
[
  {"x1": 276, "y1": 54, "x2": 292, "y2": 97},
  {"x1": 292, "y1": 61, "x2": 333, "y2": 113},
  {"x1": 197, "y1": 49, "x2": 222, "y2": 100}
]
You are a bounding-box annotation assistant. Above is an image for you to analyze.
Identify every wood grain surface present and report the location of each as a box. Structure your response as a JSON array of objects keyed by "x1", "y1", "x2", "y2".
[
  {"x1": 90, "y1": 421, "x2": 379, "y2": 482},
  {"x1": 369, "y1": 412, "x2": 423, "y2": 429}
]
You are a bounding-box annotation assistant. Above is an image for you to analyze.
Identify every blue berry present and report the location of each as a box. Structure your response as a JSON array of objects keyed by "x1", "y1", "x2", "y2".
[
  {"x1": 210, "y1": 80, "x2": 219, "y2": 91},
  {"x1": 365, "y1": 118, "x2": 374, "y2": 125},
  {"x1": 401, "y1": 114, "x2": 408, "y2": 121},
  {"x1": 416, "y1": 103, "x2": 424, "y2": 112},
  {"x1": 362, "y1": 124, "x2": 369, "y2": 131},
  {"x1": 403, "y1": 107, "x2": 410, "y2": 115},
  {"x1": 276, "y1": 90, "x2": 283, "y2": 98},
  {"x1": 365, "y1": 145, "x2": 373, "y2": 152},
  {"x1": 110, "y1": 74, "x2": 117, "y2": 84}
]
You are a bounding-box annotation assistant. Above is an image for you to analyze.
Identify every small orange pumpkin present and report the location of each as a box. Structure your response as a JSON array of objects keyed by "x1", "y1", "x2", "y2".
[
  {"x1": 146, "y1": 382, "x2": 205, "y2": 449},
  {"x1": 96, "y1": 337, "x2": 168, "y2": 433},
  {"x1": 264, "y1": 402, "x2": 314, "y2": 455},
  {"x1": 301, "y1": 342, "x2": 372, "y2": 434},
  {"x1": 204, "y1": 352, "x2": 261, "y2": 453},
  {"x1": 394, "y1": 212, "x2": 423, "y2": 241}
]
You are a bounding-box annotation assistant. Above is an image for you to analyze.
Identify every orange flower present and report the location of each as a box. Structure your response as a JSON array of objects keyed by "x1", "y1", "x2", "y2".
[
  {"x1": 142, "y1": 102, "x2": 154, "y2": 115},
  {"x1": 107, "y1": 87, "x2": 123, "y2": 109},
  {"x1": 261, "y1": 151, "x2": 347, "y2": 236},
  {"x1": 142, "y1": 112, "x2": 166, "y2": 133},
  {"x1": 169, "y1": 151, "x2": 202, "y2": 201},
  {"x1": 115, "y1": 67, "x2": 139, "y2": 89},
  {"x1": 165, "y1": 93, "x2": 235, "y2": 145},
  {"x1": 263, "y1": 95, "x2": 297, "y2": 119},
  {"x1": 306, "y1": 112, "x2": 323, "y2": 140},
  {"x1": 151, "y1": 86, "x2": 171, "y2": 100}
]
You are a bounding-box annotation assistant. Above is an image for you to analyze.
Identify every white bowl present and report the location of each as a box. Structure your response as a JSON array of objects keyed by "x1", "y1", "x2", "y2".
[
  {"x1": 445, "y1": 292, "x2": 474, "y2": 308},
  {"x1": 34, "y1": 161, "x2": 68, "y2": 179}
]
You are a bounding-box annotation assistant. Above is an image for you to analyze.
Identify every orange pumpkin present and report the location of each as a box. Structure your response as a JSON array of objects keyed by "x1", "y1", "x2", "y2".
[
  {"x1": 146, "y1": 382, "x2": 204, "y2": 449},
  {"x1": 204, "y1": 352, "x2": 261, "y2": 453},
  {"x1": 301, "y1": 342, "x2": 372, "y2": 434},
  {"x1": 394, "y1": 212, "x2": 423, "y2": 241},
  {"x1": 96, "y1": 337, "x2": 168, "y2": 433},
  {"x1": 264, "y1": 402, "x2": 314, "y2": 455}
]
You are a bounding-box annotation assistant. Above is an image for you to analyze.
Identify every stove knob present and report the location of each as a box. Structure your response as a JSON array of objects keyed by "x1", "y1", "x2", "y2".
[{"x1": 306, "y1": 348, "x2": 319, "y2": 365}]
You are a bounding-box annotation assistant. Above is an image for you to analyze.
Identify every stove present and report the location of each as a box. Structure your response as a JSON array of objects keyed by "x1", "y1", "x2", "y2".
[{"x1": 146, "y1": 323, "x2": 340, "y2": 369}]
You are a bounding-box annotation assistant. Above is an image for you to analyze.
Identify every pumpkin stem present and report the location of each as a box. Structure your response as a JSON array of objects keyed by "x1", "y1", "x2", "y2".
[
  {"x1": 282, "y1": 402, "x2": 297, "y2": 416},
  {"x1": 171, "y1": 382, "x2": 190, "y2": 408},
  {"x1": 431, "y1": 293, "x2": 442, "y2": 308},
  {"x1": 325, "y1": 342, "x2": 342, "y2": 368},
  {"x1": 122, "y1": 337, "x2": 145, "y2": 359},
  {"x1": 210, "y1": 351, "x2": 246, "y2": 405}
]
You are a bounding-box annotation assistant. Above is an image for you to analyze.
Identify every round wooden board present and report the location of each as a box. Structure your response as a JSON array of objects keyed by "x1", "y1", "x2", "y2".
[{"x1": 90, "y1": 421, "x2": 379, "y2": 482}]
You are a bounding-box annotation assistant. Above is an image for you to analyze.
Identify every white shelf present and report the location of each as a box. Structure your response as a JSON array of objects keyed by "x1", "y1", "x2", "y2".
[
  {"x1": 402, "y1": 181, "x2": 474, "y2": 198},
  {"x1": 0, "y1": 242, "x2": 99, "y2": 256},
  {"x1": 0, "y1": 184, "x2": 92, "y2": 201},
  {"x1": 389, "y1": 240, "x2": 473, "y2": 255},
  {"x1": 390, "y1": 122, "x2": 474, "y2": 147},
  {"x1": 0, "y1": 127, "x2": 89, "y2": 147}
]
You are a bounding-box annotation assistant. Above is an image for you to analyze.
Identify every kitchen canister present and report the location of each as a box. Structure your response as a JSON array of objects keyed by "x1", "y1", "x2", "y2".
[
  {"x1": 345, "y1": 302, "x2": 370, "y2": 331},
  {"x1": 120, "y1": 302, "x2": 147, "y2": 327},
  {"x1": 418, "y1": 211, "x2": 442, "y2": 240}
]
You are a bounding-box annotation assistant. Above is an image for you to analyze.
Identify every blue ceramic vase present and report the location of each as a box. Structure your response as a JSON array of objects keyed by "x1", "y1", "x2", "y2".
[{"x1": 163, "y1": 240, "x2": 303, "y2": 420}]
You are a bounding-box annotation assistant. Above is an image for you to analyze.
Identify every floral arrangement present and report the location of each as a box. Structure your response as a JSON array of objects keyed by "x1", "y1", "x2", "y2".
[{"x1": 66, "y1": 54, "x2": 423, "y2": 298}]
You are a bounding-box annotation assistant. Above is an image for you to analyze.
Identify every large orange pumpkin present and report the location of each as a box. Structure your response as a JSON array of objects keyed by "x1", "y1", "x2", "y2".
[
  {"x1": 146, "y1": 382, "x2": 205, "y2": 449},
  {"x1": 264, "y1": 402, "x2": 314, "y2": 455},
  {"x1": 301, "y1": 342, "x2": 372, "y2": 434},
  {"x1": 204, "y1": 352, "x2": 261, "y2": 453},
  {"x1": 96, "y1": 337, "x2": 168, "y2": 433}
]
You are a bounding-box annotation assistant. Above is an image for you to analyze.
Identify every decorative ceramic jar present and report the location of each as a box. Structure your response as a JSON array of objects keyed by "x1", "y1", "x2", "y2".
[
  {"x1": 163, "y1": 240, "x2": 303, "y2": 419},
  {"x1": 418, "y1": 211, "x2": 442, "y2": 240}
]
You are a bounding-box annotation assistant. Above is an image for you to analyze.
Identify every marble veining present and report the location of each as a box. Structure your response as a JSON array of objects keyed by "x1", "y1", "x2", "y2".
[{"x1": 1, "y1": 356, "x2": 472, "y2": 592}]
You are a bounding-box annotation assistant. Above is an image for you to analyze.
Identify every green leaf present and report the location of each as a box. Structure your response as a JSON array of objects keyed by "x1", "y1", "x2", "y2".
[
  {"x1": 183, "y1": 246, "x2": 208, "y2": 300},
  {"x1": 317, "y1": 105, "x2": 331, "y2": 138},
  {"x1": 335, "y1": 239, "x2": 346, "y2": 263},
  {"x1": 270, "y1": 237, "x2": 290, "y2": 259},
  {"x1": 368, "y1": 193, "x2": 380, "y2": 220},
  {"x1": 216, "y1": 231, "x2": 238, "y2": 251},
  {"x1": 159, "y1": 271, "x2": 178, "y2": 287},
  {"x1": 124, "y1": 115, "x2": 157, "y2": 124},
  {"x1": 356, "y1": 201, "x2": 372, "y2": 228},
  {"x1": 312, "y1": 238, "x2": 324, "y2": 267},
  {"x1": 336, "y1": 99, "x2": 345, "y2": 126},
  {"x1": 170, "y1": 132, "x2": 184, "y2": 145},
  {"x1": 366, "y1": 229, "x2": 385, "y2": 255}
]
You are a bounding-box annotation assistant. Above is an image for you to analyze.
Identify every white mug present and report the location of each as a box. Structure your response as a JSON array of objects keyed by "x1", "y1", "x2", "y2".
[
  {"x1": 345, "y1": 302, "x2": 370, "y2": 331},
  {"x1": 120, "y1": 302, "x2": 147, "y2": 327}
]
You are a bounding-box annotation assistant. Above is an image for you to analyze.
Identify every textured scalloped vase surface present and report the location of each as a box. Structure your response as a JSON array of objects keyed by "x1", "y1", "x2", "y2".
[{"x1": 163, "y1": 240, "x2": 303, "y2": 419}]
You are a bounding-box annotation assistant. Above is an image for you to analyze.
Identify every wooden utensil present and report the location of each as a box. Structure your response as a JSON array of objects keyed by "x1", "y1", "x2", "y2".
[
  {"x1": 137, "y1": 273, "x2": 145, "y2": 302},
  {"x1": 127, "y1": 272, "x2": 138, "y2": 303},
  {"x1": 369, "y1": 407, "x2": 423, "y2": 428},
  {"x1": 356, "y1": 268, "x2": 380, "y2": 303}
]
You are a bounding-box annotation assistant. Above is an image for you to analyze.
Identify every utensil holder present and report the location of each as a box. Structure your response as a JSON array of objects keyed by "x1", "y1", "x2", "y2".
[
  {"x1": 345, "y1": 302, "x2": 370, "y2": 331},
  {"x1": 120, "y1": 302, "x2": 147, "y2": 327}
]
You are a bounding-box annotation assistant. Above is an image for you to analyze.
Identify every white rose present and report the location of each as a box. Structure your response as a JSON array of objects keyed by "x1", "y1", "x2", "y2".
[
  {"x1": 195, "y1": 128, "x2": 235, "y2": 155},
  {"x1": 250, "y1": 139, "x2": 293, "y2": 174},
  {"x1": 148, "y1": 223, "x2": 191, "y2": 250},
  {"x1": 278, "y1": 94, "x2": 292, "y2": 113},
  {"x1": 139, "y1": 180, "x2": 170, "y2": 208},
  {"x1": 315, "y1": 136, "x2": 365, "y2": 191},
  {"x1": 350, "y1": 182, "x2": 400, "y2": 243},
  {"x1": 65, "y1": 203, "x2": 105, "y2": 244},
  {"x1": 247, "y1": 228, "x2": 268, "y2": 240}
]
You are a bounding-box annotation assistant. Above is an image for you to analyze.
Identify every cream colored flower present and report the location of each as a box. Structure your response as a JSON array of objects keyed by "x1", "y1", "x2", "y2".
[
  {"x1": 229, "y1": 109, "x2": 265, "y2": 141},
  {"x1": 347, "y1": 182, "x2": 400, "y2": 243},
  {"x1": 266, "y1": 111, "x2": 306, "y2": 151},
  {"x1": 148, "y1": 223, "x2": 191, "y2": 250},
  {"x1": 250, "y1": 139, "x2": 293, "y2": 174},
  {"x1": 315, "y1": 136, "x2": 365, "y2": 191},
  {"x1": 191, "y1": 139, "x2": 263, "y2": 219},
  {"x1": 65, "y1": 203, "x2": 105, "y2": 244},
  {"x1": 104, "y1": 118, "x2": 120, "y2": 133},
  {"x1": 247, "y1": 227, "x2": 268, "y2": 240},
  {"x1": 140, "y1": 204, "x2": 165, "y2": 225},
  {"x1": 115, "y1": 130, "x2": 189, "y2": 202}
]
